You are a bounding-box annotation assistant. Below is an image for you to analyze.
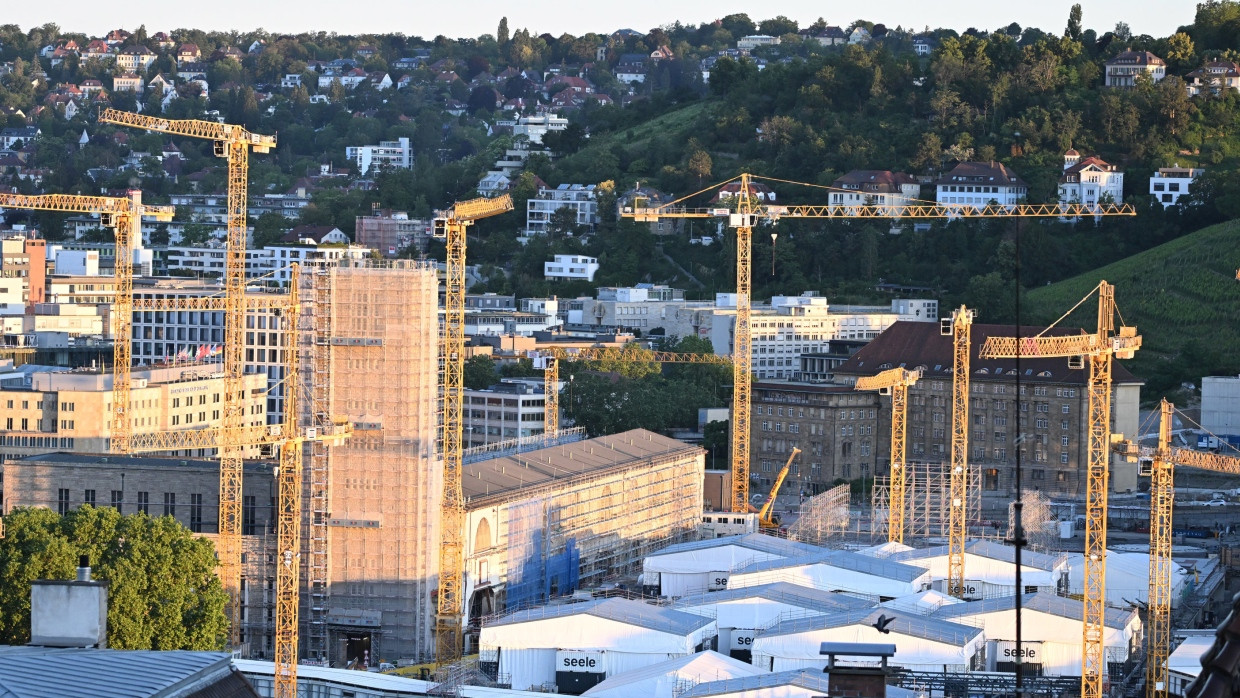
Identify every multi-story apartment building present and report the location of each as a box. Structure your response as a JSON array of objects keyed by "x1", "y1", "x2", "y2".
[
  {"x1": 355, "y1": 210, "x2": 431, "y2": 257},
  {"x1": 345, "y1": 137, "x2": 413, "y2": 175},
  {"x1": 828, "y1": 170, "x2": 921, "y2": 211},
  {"x1": 750, "y1": 381, "x2": 886, "y2": 494},
  {"x1": 1105, "y1": 50, "x2": 1166, "y2": 87},
  {"x1": 115, "y1": 45, "x2": 155, "y2": 73},
  {"x1": 163, "y1": 242, "x2": 372, "y2": 284},
  {"x1": 0, "y1": 236, "x2": 46, "y2": 312},
  {"x1": 1058, "y1": 149, "x2": 1124, "y2": 208},
  {"x1": 544, "y1": 254, "x2": 598, "y2": 281},
  {"x1": 1186, "y1": 60, "x2": 1240, "y2": 96},
  {"x1": 934, "y1": 161, "x2": 1028, "y2": 208},
  {"x1": 833, "y1": 321, "x2": 1142, "y2": 497},
  {"x1": 525, "y1": 184, "x2": 598, "y2": 236},
  {"x1": 0, "y1": 363, "x2": 268, "y2": 462},
  {"x1": 463, "y1": 378, "x2": 552, "y2": 448},
  {"x1": 168, "y1": 192, "x2": 310, "y2": 223},
  {"x1": 1150, "y1": 166, "x2": 1203, "y2": 207}
]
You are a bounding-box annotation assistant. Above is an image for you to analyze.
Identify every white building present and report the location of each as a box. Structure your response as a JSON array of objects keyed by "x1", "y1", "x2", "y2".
[
  {"x1": 889, "y1": 540, "x2": 1070, "y2": 599},
  {"x1": 345, "y1": 136, "x2": 413, "y2": 175},
  {"x1": 1168, "y1": 635, "x2": 1215, "y2": 697},
  {"x1": 512, "y1": 113, "x2": 568, "y2": 145},
  {"x1": 751, "y1": 608, "x2": 985, "y2": 673},
  {"x1": 737, "y1": 35, "x2": 780, "y2": 50},
  {"x1": 828, "y1": 170, "x2": 921, "y2": 212},
  {"x1": 1105, "y1": 50, "x2": 1166, "y2": 88},
  {"x1": 934, "y1": 161, "x2": 1029, "y2": 209},
  {"x1": 261, "y1": 244, "x2": 373, "y2": 285},
  {"x1": 673, "y1": 583, "x2": 873, "y2": 661},
  {"x1": 478, "y1": 598, "x2": 717, "y2": 693},
  {"x1": 544, "y1": 254, "x2": 599, "y2": 282},
  {"x1": 1064, "y1": 549, "x2": 1192, "y2": 608},
  {"x1": 1057, "y1": 149, "x2": 1124, "y2": 209},
  {"x1": 642, "y1": 533, "x2": 821, "y2": 598},
  {"x1": 526, "y1": 184, "x2": 599, "y2": 236},
  {"x1": 581, "y1": 651, "x2": 761, "y2": 698},
  {"x1": 933, "y1": 592, "x2": 1142, "y2": 675},
  {"x1": 1203, "y1": 375, "x2": 1240, "y2": 438},
  {"x1": 464, "y1": 378, "x2": 553, "y2": 447},
  {"x1": 728, "y1": 550, "x2": 931, "y2": 600},
  {"x1": 1150, "y1": 166, "x2": 1203, "y2": 207},
  {"x1": 1186, "y1": 60, "x2": 1240, "y2": 96}
]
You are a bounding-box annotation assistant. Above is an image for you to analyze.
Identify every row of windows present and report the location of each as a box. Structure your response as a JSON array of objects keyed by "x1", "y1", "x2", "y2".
[{"x1": 0, "y1": 436, "x2": 74, "y2": 448}]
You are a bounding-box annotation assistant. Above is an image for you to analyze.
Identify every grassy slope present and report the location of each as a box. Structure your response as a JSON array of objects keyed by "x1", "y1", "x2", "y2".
[{"x1": 1025, "y1": 219, "x2": 1240, "y2": 390}]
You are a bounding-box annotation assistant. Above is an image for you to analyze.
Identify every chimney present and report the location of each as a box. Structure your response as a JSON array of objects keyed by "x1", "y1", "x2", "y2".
[
  {"x1": 30, "y1": 554, "x2": 108, "y2": 648},
  {"x1": 820, "y1": 642, "x2": 896, "y2": 698}
]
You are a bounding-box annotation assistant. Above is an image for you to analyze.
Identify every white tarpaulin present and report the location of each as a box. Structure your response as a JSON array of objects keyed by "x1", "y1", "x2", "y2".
[
  {"x1": 728, "y1": 551, "x2": 929, "y2": 599},
  {"x1": 1065, "y1": 550, "x2": 1191, "y2": 607},
  {"x1": 582, "y1": 650, "x2": 762, "y2": 698},
  {"x1": 643, "y1": 535, "x2": 820, "y2": 597}
]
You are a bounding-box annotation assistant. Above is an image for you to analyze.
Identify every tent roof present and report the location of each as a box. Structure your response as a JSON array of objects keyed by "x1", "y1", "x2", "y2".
[
  {"x1": 581, "y1": 650, "x2": 760, "y2": 696},
  {"x1": 679, "y1": 668, "x2": 830, "y2": 697},
  {"x1": 486, "y1": 597, "x2": 713, "y2": 636},
  {"x1": 880, "y1": 589, "x2": 964, "y2": 615},
  {"x1": 933, "y1": 592, "x2": 1138, "y2": 630},
  {"x1": 674, "y1": 582, "x2": 874, "y2": 614},
  {"x1": 759, "y1": 608, "x2": 982, "y2": 646},
  {"x1": 648, "y1": 533, "x2": 820, "y2": 560},
  {"x1": 890, "y1": 540, "x2": 1066, "y2": 571},
  {"x1": 736, "y1": 549, "x2": 927, "y2": 582}
]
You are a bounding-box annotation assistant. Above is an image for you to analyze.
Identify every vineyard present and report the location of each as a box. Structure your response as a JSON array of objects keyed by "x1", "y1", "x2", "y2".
[{"x1": 1025, "y1": 220, "x2": 1240, "y2": 399}]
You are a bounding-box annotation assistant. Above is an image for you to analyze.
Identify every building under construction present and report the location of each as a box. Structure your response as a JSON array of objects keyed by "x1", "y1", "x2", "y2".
[{"x1": 299, "y1": 260, "x2": 442, "y2": 666}]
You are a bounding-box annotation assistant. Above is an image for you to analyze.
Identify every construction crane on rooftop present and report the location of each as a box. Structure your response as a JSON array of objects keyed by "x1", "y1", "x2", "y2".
[
  {"x1": 434, "y1": 193, "x2": 514, "y2": 666},
  {"x1": 622, "y1": 172, "x2": 1136, "y2": 519},
  {"x1": 980, "y1": 281, "x2": 1140, "y2": 698},
  {"x1": 854, "y1": 366, "x2": 922, "y2": 544},
  {"x1": 1113, "y1": 400, "x2": 1240, "y2": 698},
  {"x1": 99, "y1": 108, "x2": 276, "y2": 648}
]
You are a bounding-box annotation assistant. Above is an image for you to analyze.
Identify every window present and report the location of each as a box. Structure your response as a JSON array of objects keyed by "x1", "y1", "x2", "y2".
[
  {"x1": 137, "y1": 491, "x2": 149, "y2": 514},
  {"x1": 1031, "y1": 469, "x2": 1045, "y2": 480},
  {"x1": 1061, "y1": 435, "x2": 1070, "y2": 447},
  {"x1": 984, "y1": 468, "x2": 999, "y2": 490},
  {"x1": 163, "y1": 492, "x2": 175, "y2": 517},
  {"x1": 84, "y1": 489, "x2": 95, "y2": 507},
  {"x1": 190, "y1": 494, "x2": 203, "y2": 533},
  {"x1": 1057, "y1": 471, "x2": 1067, "y2": 482},
  {"x1": 243, "y1": 495, "x2": 257, "y2": 535},
  {"x1": 58, "y1": 488, "x2": 70, "y2": 515},
  {"x1": 111, "y1": 490, "x2": 123, "y2": 512},
  {"x1": 1061, "y1": 420, "x2": 1069, "y2": 431},
  {"x1": 1060, "y1": 452, "x2": 1070, "y2": 464}
]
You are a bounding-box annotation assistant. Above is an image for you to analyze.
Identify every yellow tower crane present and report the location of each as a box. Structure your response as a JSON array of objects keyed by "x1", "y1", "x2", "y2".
[
  {"x1": 0, "y1": 190, "x2": 173, "y2": 454},
  {"x1": 533, "y1": 345, "x2": 735, "y2": 440},
  {"x1": 854, "y1": 367, "x2": 922, "y2": 544},
  {"x1": 98, "y1": 108, "x2": 276, "y2": 647},
  {"x1": 979, "y1": 281, "x2": 1140, "y2": 698},
  {"x1": 625, "y1": 172, "x2": 1135, "y2": 517},
  {"x1": 757, "y1": 447, "x2": 802, "y2": 529},
  {"x1": 946, "y1": 307, "x2": 975, "y2": 597},
  {"x1": 433, "y1": 194, "x2": 514, "y2": 666},
  {"x1": 1114, "y1": 400, "x2": 1240, "y2": 698}
]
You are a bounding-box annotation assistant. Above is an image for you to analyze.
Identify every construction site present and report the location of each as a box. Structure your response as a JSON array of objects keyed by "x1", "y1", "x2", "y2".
[{"x1": 2, "y1": 109, "x2": 1238, "y2": 698}]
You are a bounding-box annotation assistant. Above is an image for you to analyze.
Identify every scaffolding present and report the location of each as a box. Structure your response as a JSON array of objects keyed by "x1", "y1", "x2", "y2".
[
  {"x1": 872, "y1": 461, "x2": 981, "y2": 540},
  {"x1": 302, "y1": 260, "x2": 441, "y2": 664},
  {"x1": 786, "y1": 483, "x2": 850, "y2": 546},
  {"x1": 1007, "y1": 490, "x2": 1056, "y2": 553}
]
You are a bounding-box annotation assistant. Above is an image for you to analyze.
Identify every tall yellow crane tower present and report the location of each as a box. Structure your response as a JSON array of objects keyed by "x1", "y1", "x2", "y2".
[
  {"x1": 625, "y1": 173, "x2": 1135, "y2": 517},
  {"x1": 433, "y1": 194, "x2": 514, "y2": 666},
  {"x1": 854, "y1": 367, "x2": 922, "y2": 544},
  {"x1": 1114, "y1": 400, "x2": 1240, "y2": 698},
  {"x1": 980, "y1": 281, "x2": 1140, "y2": 698},
  {"x1": 0, "y1": 190, "x2": 173, "y2": 453},
  {"x1": 946, "y1": 307, "x2": 975, "y2": 596},
  {"x1": 98, "y1": 109, "x2": 276, "y2": 646}
]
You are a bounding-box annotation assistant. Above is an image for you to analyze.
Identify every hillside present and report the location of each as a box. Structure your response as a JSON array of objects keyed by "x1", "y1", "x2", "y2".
[{"x1": 1025, "y1": 219, "x2": 1240, "y2": 398}]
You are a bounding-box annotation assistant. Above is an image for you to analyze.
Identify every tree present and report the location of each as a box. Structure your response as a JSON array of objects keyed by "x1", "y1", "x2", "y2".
[
  {"x1": 0, "y1": 506, "x2": 228, "y2": 649},
  {"x1": 178, "y1": 222, "x2": 215, "y2": 246},
  {"x1": 687, "y1": 142, "x2": 713, "y2": 186},
  {"x1": 497, "y1": 17, "x2": 510, "y2": 45},
  {"x1": 464, "y1": 354, "x2": 498, "y2": 389},
  {"x1": 1065, "y1": 4, "x2": 1083, "y2": 41},
  {"x1": 1113, "y1": 21, "x2": 1132, "y2": 42},
  {"x1": 251, "y1": 211, "x2": 289, "y2": 248}
]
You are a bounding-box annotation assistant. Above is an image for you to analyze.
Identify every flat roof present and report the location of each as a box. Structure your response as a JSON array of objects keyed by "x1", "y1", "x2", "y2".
[
  {"x1": 463, "y1": 429, "x2": 701, "y2": 506},
  {"x1": 7, "y1": 452, "x2": 276, "y2": 472},
  {"x1": 0, "y1": 646, "x2": 235, "y2": 698},
  {"x1": 487, "y1": 597, "x2": 712, "y2": 636}
]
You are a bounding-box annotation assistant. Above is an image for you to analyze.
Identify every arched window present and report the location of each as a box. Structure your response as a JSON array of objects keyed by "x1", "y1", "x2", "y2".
[{"x1": 475, "y1": 517, "x2": 492, "y2": 552}]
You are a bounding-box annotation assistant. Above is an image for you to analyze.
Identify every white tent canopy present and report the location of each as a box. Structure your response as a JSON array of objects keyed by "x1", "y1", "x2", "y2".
[
  {"x1": 880, "y1": 589, "x2": 964, "y2": 615},
  {"x1": 889, "y1": 540, "x2": 1069, "y2": 597},
  {"x1": 643, "y1": 534, "x2": 821, "y2": 597},
  {"x1": 750, "y1": 608, "x2": 984, "y2": 673},
  {"x1": 581, "y1": 650, "x2": 762, "y2": 698},
  {"x1": 1065, "y1": 550, "x2": 1191, "y2": 607},
  {"x1": 728, "y1": 550, "x2": 930, "y2": 599},
  {"x1": 480, "y1": 598, "x2": 718, "y2": 692}
]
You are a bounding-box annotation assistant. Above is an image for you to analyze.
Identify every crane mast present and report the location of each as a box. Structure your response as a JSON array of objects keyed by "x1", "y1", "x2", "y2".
[
  {"x1": 855, "y1": 367, "x2": 922, "y2": 544},
  {"x1": 980, "y1": 280, "x2": 1140, "y2": 698},
  {"x1": 433, "y1": 194, "x2": 513, "y2": 666},
  {"x1": 946, "y1": 307, "x2": 974, "y2": 597},
  {"x1": 622, "y1": 173, "x2": 1135, "y2": 519},
  {"x1": 274, "y1": 265, "x2": 303, "y2": 698},
  {"x1": 99, "y1": 108, "x2": 276, "y2": 649}
]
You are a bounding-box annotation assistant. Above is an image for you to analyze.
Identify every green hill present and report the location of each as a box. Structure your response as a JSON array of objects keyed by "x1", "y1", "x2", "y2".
[{"x1": 1025, "y1": 219, "x2": 1240, "y2": 398}]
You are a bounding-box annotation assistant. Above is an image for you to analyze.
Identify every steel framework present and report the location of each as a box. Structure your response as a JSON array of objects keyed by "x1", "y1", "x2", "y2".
[
  {"x1": 979, "y1": 280, "x2": 1140, "y2": 698},
  {"x1": 855, "y1": 367, "x2": 921, "y2": 544},
  {"x1": 946, "y1": 307, "x2": 974, "y2": 597}
]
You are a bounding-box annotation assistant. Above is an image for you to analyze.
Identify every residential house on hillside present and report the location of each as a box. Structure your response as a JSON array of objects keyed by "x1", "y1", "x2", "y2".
[
  {"x1": 151, "y1": 32, "x2": 175, "y2": 50},
  {"x1": 711, "y1": 181, "x2": 776, "y2": 203},
  {"x1": 116, "y1": 45, "x2": 155, "y2": 72},
  {"x1": 1, "y1": 127, "x2": 41, "y2": 150},
  {"x1": 1105, "y1": 50, "x2": 1166, "y2": 87},
  {"x1": 1057, "y1": 149, "x2": 1123, "y2": 210},
  {"x1": 738, "y1": 35, "x2": 780, "y2": 51},
  {"x1": 805, "y1": 26, "x2": 848, "y2": 46},
  {"x1": 913, "y1": 37, "x2": 935, "y2": 55},
  {"x1": 177, "y1": 62, "x2": 208, "y2": 81},
  {"x1": 526, "y1": 184, "x2": 599, "y2": 236},
  {"x1": 79, "y1": 79, "x2": 104, "y2": 96},
  {"x1": 933, "y1": 161, "x2": 1028, "y2": 208},
  {"x1": 615, "y1": 53, "x2": 649, "y2": 83},
  {"x1": 849, "y1": 27, "x2": 872, "y2": 44},
  {"x1": 83, "y1": 40, "x2": 112, "y2": 61},
  {"x1": 176, "y1": 43, "x2": 201, "y2": 64},
  {"x1": 829, "y1": 170, "x2": 921, "y2": 212},
  {"x1": 112, "y1": 73, "x2": 143, "y2": 92},
  {"x1": 104, "y1": 29, "x2": 130, "y2": 46},
  {"x1": 1150, "y1": 165, "x2": 1202, "y2": 207},
  {"x1": 1185, "y1": 60, "x2": 1240, "y2": 96},
  {"x1": 280, "y1": 225, "x2": 350, "y2": 245}
]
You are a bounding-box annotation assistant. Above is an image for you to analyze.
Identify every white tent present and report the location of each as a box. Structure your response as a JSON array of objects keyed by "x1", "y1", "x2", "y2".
[
  {"x1": 1167, "y1": 635, "x2": 1214, "y2": 697},
  {"x1": 933, "y1": 592, "x2": 1142, "y2": 674},
  {"x1": 680, "y1": 670, "x2": 923, "y2": 698},
  {"x1": 889, "y1": 539, "x2": 1069, "y2": 598},
  {"x1": 1065, "y1": 549, "x2": 1192, "y2": 607},
  {"x1": 674, "y1": 582, "x2": 874, "y2": 653},
  {"x1": 855, "y1": 541, "x2": 914, "y2": 558},
  {"x1": 880, "y1": 589, "x2": 964, "y2": 615},
  {"x1": 479, "y1": 598, "x2": 717, "y2": 692},
  {"x1": 728, "y1": 550, "x2": 930, "y2": 599},
  {"x1": 581, "y1": 650, "x2": 762, "y2": 698},
  {"x1": 750, "y1": 608, "x2": 985, "y2": 673},
  {"x1": 643, "y1": 534, "x2": 821, "y2": 597}
]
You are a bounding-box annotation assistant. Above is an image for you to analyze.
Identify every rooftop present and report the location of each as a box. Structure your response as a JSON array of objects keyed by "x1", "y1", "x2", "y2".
[
  {"x1": 0, "y1": 646, "x2": 252, "y2": 698},
  {"x1": 680, "y1": 669, "x2": 830, "y2": 697},
  {"x1": 933, "y1": 591, "x2": 1139, "y2": 630},
  {"x1": 933, "y1": 161, "x2": 1027, "y2": 188},
  {"x1": 735, "y1": 549, "x2": 929, "y2": 583},
  {"x1": 674, "y1": 582, "x2": 873, "y2": 614},
  {"x1": 760, "y1": 608, "x2": 982, "y2": 646},
  {"x1": 648, "y1": 532, "x2": 820, "y2": 560},
  {"x1": 889, "y1": 540, "x2": 1068, "y2": 571},
  {"x1": 486, "y1": 597, "x2": 713, "y2": 636},
  {"x1": 462, "y1": 429, "x2": 701, "y2": 505}
]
